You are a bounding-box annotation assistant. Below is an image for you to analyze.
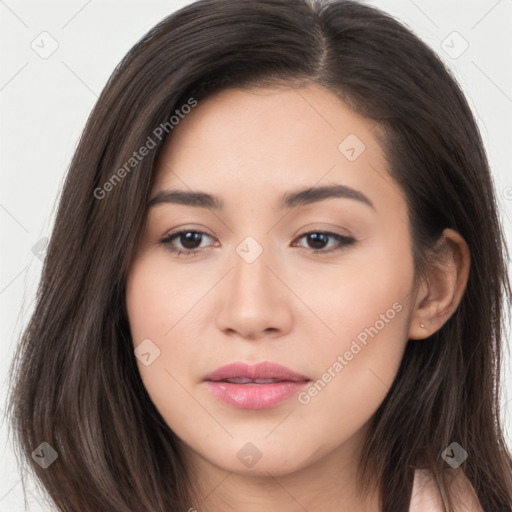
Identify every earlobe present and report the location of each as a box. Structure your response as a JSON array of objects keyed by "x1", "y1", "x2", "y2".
[
  {"x1": 408, "y1": 321, "x2": 429, "y2": 341},
  {"x1": 409, "y1": 279, "x2": 432, "y2": 340},
  {"x1": 408, "y1": 228, "x2": 470, "y2": 341}
]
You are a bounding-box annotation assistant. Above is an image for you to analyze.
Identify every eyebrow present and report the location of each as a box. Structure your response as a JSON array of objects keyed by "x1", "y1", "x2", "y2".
[{"x1": 147, "y1": 184, "x2": 375, "y2": 211}]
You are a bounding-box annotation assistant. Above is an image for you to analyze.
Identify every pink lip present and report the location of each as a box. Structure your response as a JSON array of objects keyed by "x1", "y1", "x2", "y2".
[{"x1": 204, "y1": 362, "x2": 310, "y2": 410}]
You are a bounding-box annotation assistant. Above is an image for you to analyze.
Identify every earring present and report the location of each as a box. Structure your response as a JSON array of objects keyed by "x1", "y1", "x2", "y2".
[{"x1": 420, "y1": 323, "x2": 425, "y2": 328}]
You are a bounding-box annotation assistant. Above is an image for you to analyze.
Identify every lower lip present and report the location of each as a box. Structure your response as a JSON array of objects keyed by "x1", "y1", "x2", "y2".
[{"x1": 205, "y1": 381, "x2": 308, "y2": 409}]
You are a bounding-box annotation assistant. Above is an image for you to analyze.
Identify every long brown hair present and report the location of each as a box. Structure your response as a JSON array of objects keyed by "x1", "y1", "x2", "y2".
[{"x1": 7, "y1": 0, "x2": 512, "y2": 510}]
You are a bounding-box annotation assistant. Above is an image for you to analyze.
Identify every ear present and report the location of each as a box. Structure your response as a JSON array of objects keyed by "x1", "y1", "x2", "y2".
[{"x1": 409, "y1": 228, "x2": 470, "y2": 340}]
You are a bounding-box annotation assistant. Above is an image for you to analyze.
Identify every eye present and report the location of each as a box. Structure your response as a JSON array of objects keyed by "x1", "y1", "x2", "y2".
[
  {"x1": 292, "y1": 231, "x2": 357, "y2": 254},
  {"x1": 160, "y1": 230, "x2": 217, "y2": 257},
  {"x1": 159, "y1": 229, "x2": 357, "y2": 258}
]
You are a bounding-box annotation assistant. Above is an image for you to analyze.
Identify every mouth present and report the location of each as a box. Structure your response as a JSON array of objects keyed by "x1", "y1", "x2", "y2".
[
  {"x1": 216, "y1": 377, "x2": 299, "y2": 384},
  {"x1": 204, "y1": 361, "x2": 310, "y2": 409}
]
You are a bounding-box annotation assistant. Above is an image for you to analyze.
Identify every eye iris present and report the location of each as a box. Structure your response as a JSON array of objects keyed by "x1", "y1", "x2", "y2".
[
  {"x1": 308, "y1": 233, "x2": 328, "y2": 249},
  {"x1": 180, "y1": 232, "x2": 202, "y2": 249}
]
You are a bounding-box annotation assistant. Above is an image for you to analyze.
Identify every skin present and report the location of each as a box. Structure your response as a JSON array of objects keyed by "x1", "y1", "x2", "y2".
[{"x1": 125, "y1": 83, "x2": 470, "y2": 511}]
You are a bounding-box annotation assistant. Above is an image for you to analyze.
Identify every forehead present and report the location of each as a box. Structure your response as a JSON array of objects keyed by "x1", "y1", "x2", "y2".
[{"x1": 151, "y1": 83, "x2": 404, "y2": 216}]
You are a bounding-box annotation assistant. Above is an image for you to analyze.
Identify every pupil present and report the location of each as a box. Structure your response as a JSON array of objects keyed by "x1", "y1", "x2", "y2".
[
  {"x1": 308, "y1": 233, "x2": 327, "y2": 249},
  {"x1": 181, "y1": 232, "x2": 201, "y2": 249}
]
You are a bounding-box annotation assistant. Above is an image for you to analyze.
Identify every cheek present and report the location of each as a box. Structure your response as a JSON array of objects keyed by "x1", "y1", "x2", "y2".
[
  {"x1": 293, "y1": 227, "x2": 414, "y2": 348},
  {"x1": 125, "y1": 252, "x2": 214, "y2": 410},
  {"x1": 294, "y1": 306, "x2": 409, "y2": 458},
  {"x1": 126, "y1": 251, "x2": 205, "y2": 346},
  {"x1": 294, "y1": 235, "x2": 414, "y2": 424}
]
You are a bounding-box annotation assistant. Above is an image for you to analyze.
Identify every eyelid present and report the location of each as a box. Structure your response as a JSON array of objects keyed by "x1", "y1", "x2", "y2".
[
  {"x1": 160, "y1": 225, "x2": 215, "y2": 241},
  {"x1": 291, "y1": 222, "x2": 354, "y2": 239}
]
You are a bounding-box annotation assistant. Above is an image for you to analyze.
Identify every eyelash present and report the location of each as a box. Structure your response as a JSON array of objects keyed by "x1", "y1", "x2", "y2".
[{"x1": 159, "y1": 229, "x2": 357, "y2": 257}]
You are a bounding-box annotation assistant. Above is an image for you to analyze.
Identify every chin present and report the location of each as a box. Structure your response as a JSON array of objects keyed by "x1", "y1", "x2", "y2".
[{"x1": 201, "y1": 440, "x2": 316, "y2": 477}]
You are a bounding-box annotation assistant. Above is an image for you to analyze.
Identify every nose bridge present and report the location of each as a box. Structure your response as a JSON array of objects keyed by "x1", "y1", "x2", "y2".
[
  {"x1": 215, "y1": 233, "x2": 292, "y2": 338},
  {"x1": 231, "y1": 234, "x2": 276, "y2": 305}
]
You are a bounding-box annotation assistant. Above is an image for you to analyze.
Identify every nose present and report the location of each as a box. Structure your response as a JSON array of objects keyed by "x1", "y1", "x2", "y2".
[{"x1": 215, "y1": 243, "x2": 293, "y2": 341}]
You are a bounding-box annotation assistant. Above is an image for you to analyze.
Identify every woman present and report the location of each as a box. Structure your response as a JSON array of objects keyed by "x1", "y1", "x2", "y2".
[{"x1": 7, "y1": 0, "x2": 512, "y2": 510}]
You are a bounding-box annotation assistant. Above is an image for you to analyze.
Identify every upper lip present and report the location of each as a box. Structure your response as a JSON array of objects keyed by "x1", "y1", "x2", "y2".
[{"x1": 204, "y1": 361, "x2": 310, "y2": 383}]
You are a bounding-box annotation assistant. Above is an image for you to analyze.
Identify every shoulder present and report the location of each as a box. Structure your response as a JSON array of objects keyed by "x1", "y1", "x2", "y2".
[{"x1": 410, "y1": 468, "x2": 483, "y2": 512}]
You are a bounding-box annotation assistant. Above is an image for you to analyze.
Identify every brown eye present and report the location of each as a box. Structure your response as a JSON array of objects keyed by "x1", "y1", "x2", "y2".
[
  {"x1": 293, "y1": 231, "x2": 357, "y2": 253},
  {"x1": 160, "y1": 230, "x2": 216, "y2": 256}
]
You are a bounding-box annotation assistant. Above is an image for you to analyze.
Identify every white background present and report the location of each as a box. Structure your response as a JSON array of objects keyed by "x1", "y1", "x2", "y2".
[{"x1": 1, "y1": 0, "x2": 511, "y2": 509}]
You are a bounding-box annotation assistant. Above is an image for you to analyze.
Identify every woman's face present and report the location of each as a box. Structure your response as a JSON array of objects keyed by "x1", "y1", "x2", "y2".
[{"x1": 126, "y1": 83, "x2": 418, "y2": 478}]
